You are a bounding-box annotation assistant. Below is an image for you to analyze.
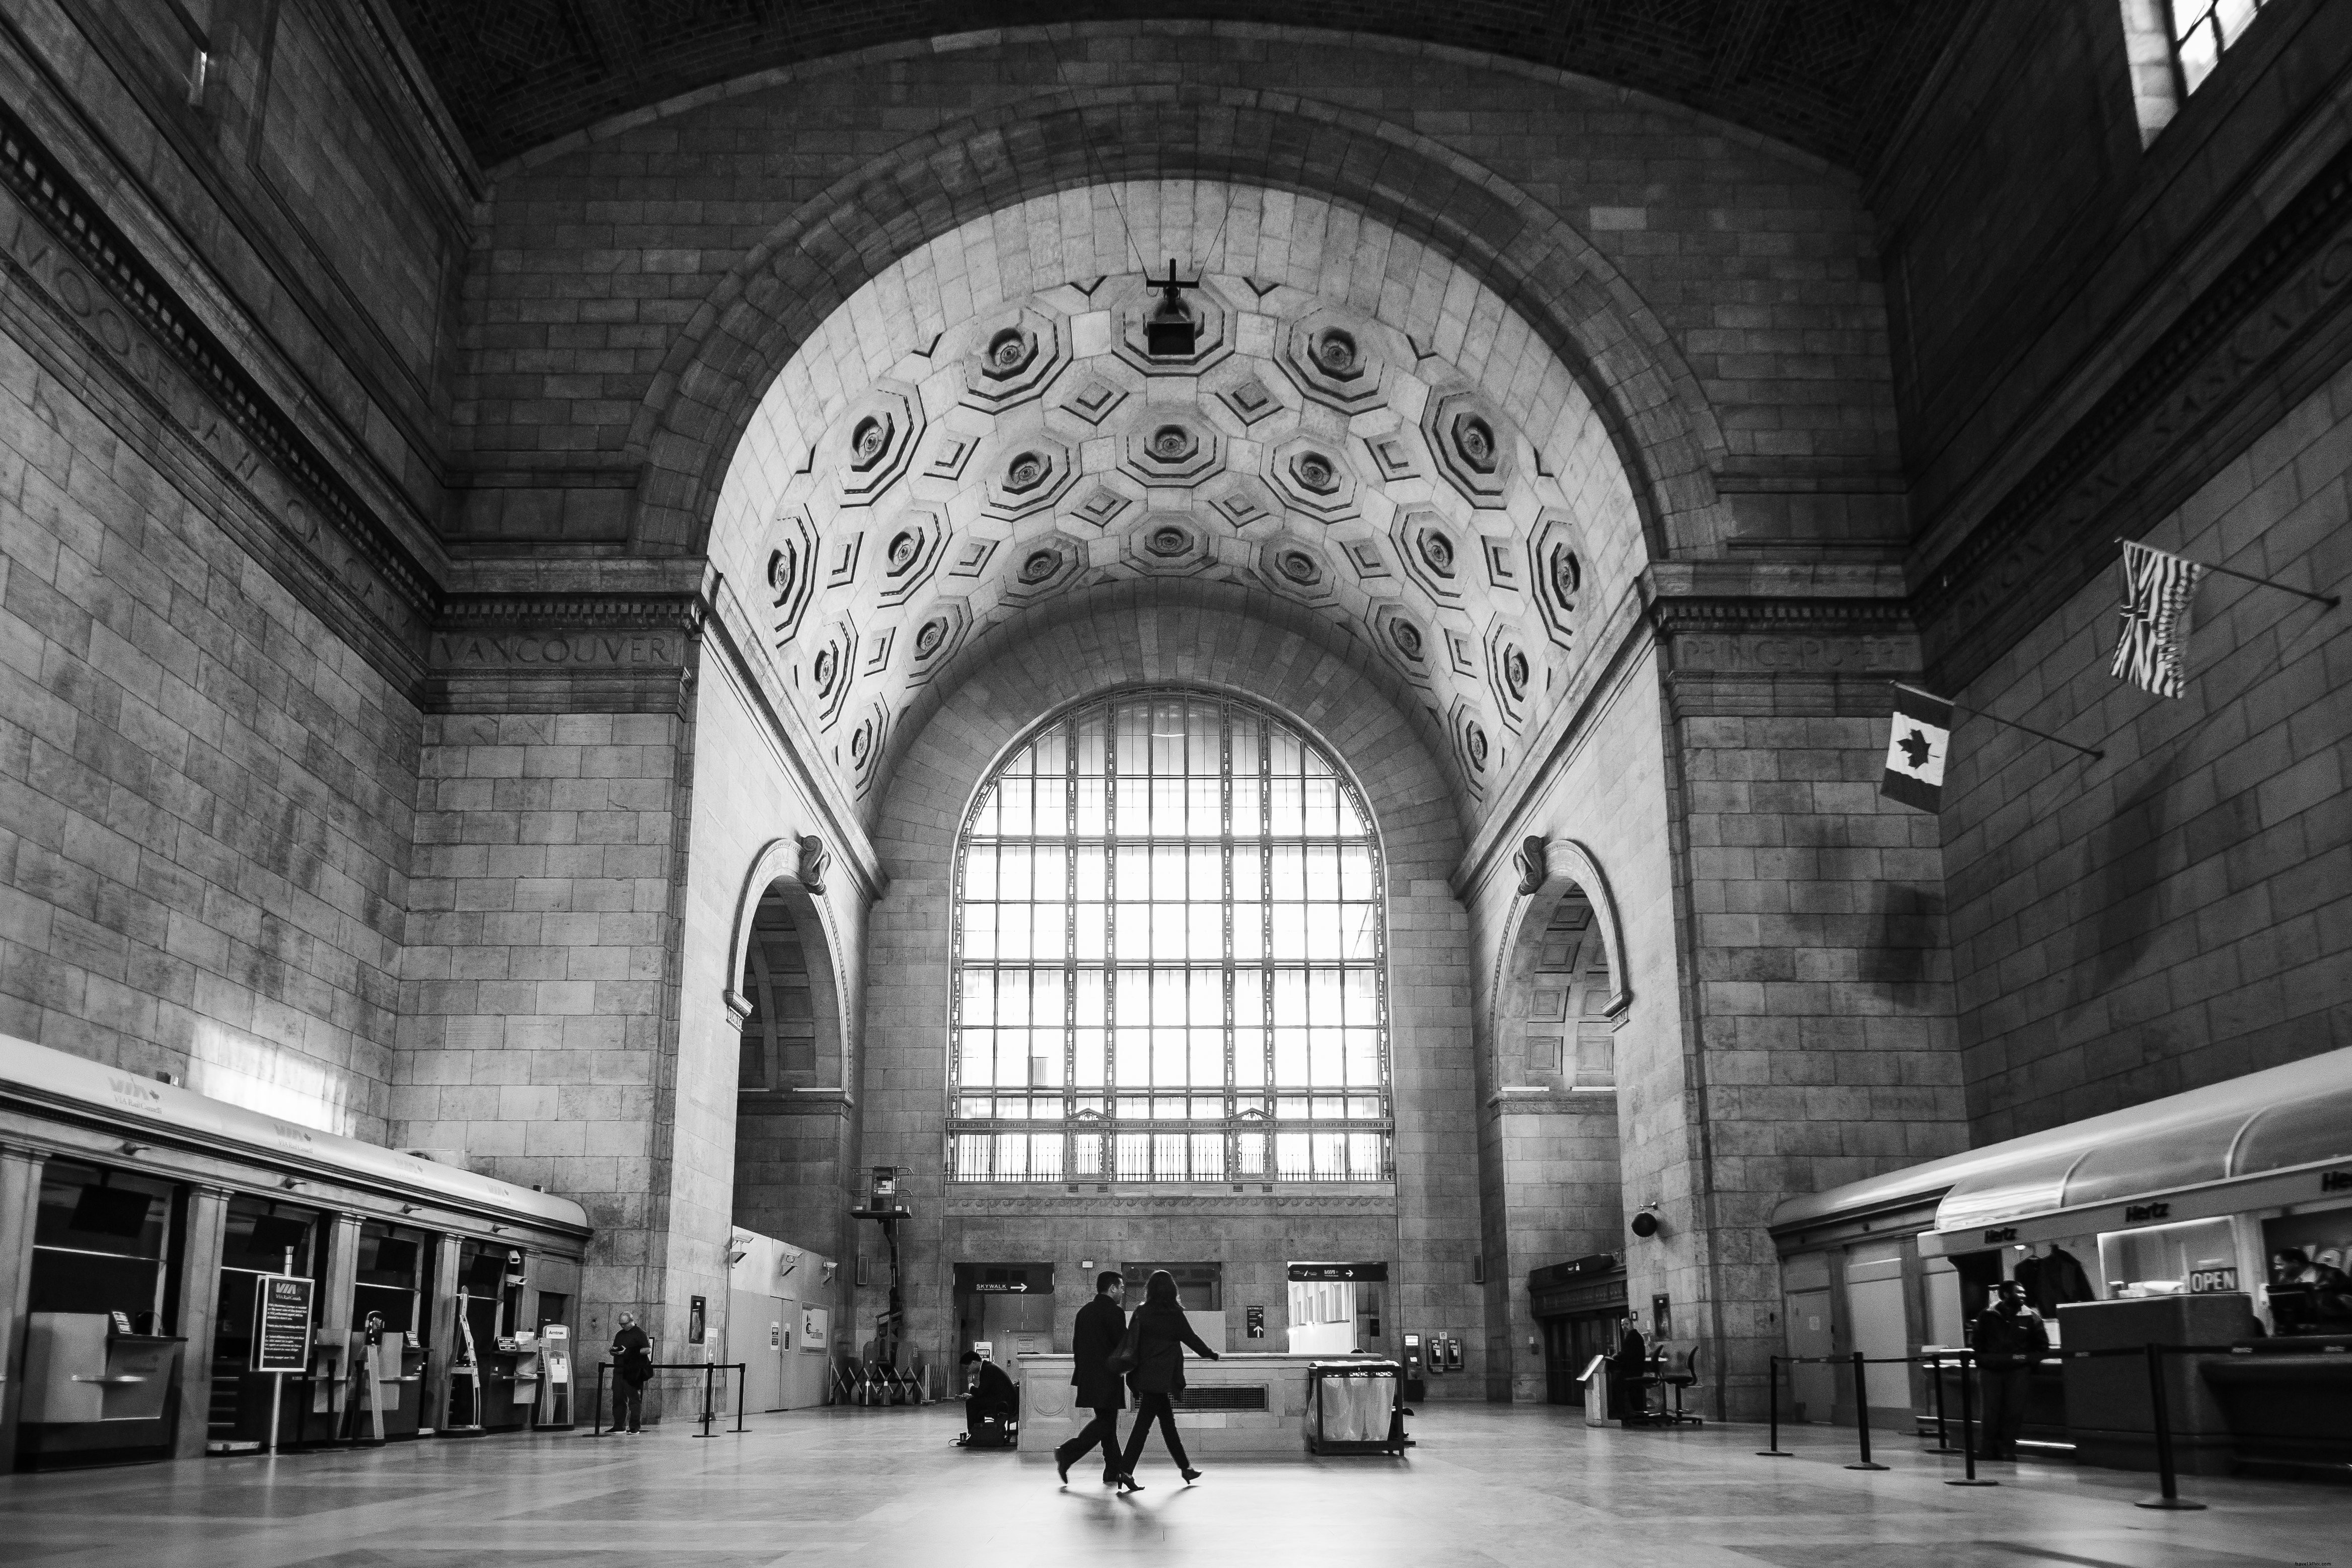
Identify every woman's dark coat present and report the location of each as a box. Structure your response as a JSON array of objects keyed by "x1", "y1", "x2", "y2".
[
  {"x1": 1068, "y1": 1294, "x2": 1128, "y2": 1409},
  {"x1": 1124, "y1": 1299, "x2": 1217, "y2": 1396}
]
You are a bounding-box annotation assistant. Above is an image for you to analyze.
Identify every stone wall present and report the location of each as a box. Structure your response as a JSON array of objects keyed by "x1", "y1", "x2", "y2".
[
  {"x1": 858, "y1": 596, "x2": 1486, "y2": 1391},
  {"x1": 1945, "y1": 357, "x2": 2352, "y2": 1141},
  {"x1": 461, "y1": 24, "x2": 1896, "y2": 561},
  {"x1": 0, "y1": 169, "x2": 418, "y2": 1143}
]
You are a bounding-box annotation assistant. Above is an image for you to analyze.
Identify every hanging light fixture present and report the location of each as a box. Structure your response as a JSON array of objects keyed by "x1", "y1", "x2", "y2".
[{"x1": 1144, "y1": 257, "x2": 1200, "y2": 357}]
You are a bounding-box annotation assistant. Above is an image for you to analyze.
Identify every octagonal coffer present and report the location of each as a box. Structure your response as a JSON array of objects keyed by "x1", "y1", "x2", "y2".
[
  {"x1": 833, "y1": 382, "x2": 924, "y2": 508},
  {"x1": 984, "y1": 437, "x2": 1078, "y2": 520},
  {"x1": 1423, "y1": 388, "x2": 1511, "y2": 510},
  {"x1": 1278, "y1": 311, "x2": 1387, "y2": 415},
  {"x1": 765, "y1": 506, "x2": 820, "y2": 648},
  {"x1": 1527, "y1": 510, "x2": 1587, "y2": 654},
  {"x1": 1125, "y1": 515, "x2": 1214, "y2": 575},
  {"x1": 905, "y1": 598, "x2": 972, "y2": 686},
  {"x1": 1001, "y1": 532, "x2": 1089, "y2": 605},
  {"x1": 1256, "y1": 535, "x2": 1338, "y2": 604},
  {"x1": 1267, "y1": 435, "x2": 1360, "y2": 523},
  {"x1": 960, "y1": 307, "x2": 1072, "y2": 415},
  {"x1": 1119, "y1": 418, "x2": 1224, "y2": 490},
  {"x1": 1484, "y1": 616, "x2": 1540, "y2": 734},
  {"x1": 874, "y1": 509, "x2": 949, "y2": 606}
]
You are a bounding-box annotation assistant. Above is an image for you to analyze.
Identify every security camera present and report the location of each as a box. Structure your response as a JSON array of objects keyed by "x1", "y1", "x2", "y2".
[
  {"x1": 820, "y1": 1259, "x2": 840, "y2": 1283},
  {"x1": 1630, "y1": 1204, "x2": 1665, "y2": 1239}
]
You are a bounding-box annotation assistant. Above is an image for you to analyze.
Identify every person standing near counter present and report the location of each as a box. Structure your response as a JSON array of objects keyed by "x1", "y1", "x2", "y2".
[
  {"x1": 610, "y1": 1312, "x2": 652, "y2": 1435},
  {"x1": 1055, "y1": 1270, "x2": 1127, "y2": 1486},
  {"x1": 1969, "y1": 1282, "x2": 2049, "y2": 1462},
  {"x1": 1116, "y1": 1270, "x2": 1220, "y2": 1490}
]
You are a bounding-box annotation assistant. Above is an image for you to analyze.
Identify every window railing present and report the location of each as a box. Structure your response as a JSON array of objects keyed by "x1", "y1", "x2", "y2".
[{"x1": 947, "y1": 1122, "x2": 1393, "y2": 1184}]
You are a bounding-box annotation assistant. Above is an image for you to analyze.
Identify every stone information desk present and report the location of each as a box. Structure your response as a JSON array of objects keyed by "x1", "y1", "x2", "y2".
[{"x1": 1014, "y1": 1353, "x2": 1385, "y2": 1460}]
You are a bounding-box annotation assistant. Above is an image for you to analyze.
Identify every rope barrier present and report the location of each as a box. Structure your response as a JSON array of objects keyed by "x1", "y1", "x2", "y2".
[
  {"x1": 586, "y1": 1362, "x2": 749, "y2": 1438},
  {"x1": 1759, "y1": 1335, "x2": 2347, "y2": 1494}
]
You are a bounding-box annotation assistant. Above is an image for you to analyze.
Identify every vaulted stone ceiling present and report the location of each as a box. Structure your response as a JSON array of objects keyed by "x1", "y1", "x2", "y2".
[
  {"x1": 746, "y1": 267, "x2": 1606, "y2": 812},
  {"x1": 388, "y1": 0, "x2": 1963, "y2": 171}
]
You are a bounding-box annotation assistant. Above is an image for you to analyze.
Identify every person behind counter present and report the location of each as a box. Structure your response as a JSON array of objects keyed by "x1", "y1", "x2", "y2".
[
  {"x1": 610, "y1": 1312, "x2": 653, "y2": 1435},
  {"x1": 1969, "y1": 1281, "x2": 2049, "y2": 1462},
  {"x1": 1056, "y1": 1270, "x2": 1128, "y2": 1487},
  {"x1": 1115, "y1": 1269, "x2": 1220, "y2": 1490},
  {"x1": 962, "y1": 1350, "x2": 1017, "y2": 1440},
  {"x1": 2269, "y1": 1248, "x2": 2352, "y2": 1329}
]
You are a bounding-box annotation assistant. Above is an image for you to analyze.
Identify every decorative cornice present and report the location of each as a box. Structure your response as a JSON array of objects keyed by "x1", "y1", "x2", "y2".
[
  {"x1": 1644, "y1": 594, "x2": 1913, "y2": 636},
  {"x1": 1916, "y1": 132, "x2": 2352, "y2": 689},
  {"x1": 0, "y1": 95, "x2": 439, "y2": 626}
]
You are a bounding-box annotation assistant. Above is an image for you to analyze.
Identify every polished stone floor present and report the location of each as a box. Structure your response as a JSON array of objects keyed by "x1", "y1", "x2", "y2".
[{"x1": 1, "y1": 1403, "x2": 2341, "y2": 1567}]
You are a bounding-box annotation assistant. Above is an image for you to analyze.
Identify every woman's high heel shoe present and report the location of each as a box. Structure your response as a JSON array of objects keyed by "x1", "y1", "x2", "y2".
[
  {"x1": 1116, "y1": 1473, "x2": 1145, "y2": 1492},
  {"x1": 1181, "y1": 1468, "x2": 1203, "y2": 1483}
]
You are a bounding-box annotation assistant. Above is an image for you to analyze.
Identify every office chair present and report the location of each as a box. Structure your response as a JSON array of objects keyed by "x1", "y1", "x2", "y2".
[{"x1": 1655, "y1": 1342, "x2": 1704, "y2": 1426}]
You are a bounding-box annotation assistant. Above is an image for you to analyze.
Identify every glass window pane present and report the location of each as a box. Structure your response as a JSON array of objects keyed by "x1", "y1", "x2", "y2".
[{"x1": 951, "y1": 693, "x2": 1386, "y2": 1183}]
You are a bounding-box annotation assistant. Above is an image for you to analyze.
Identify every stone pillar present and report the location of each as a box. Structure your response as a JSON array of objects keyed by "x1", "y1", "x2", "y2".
[
  {"x1": 320, "y1": 1212, "x2": 362, "y2": 1431},
  {"x1": 171, "y1": 1185, "x2": 231, "y2": 1460},
  {"x1": 1637, "y1": 567, "x2": 1968, "y2": 1418},
  {"x1": 0, "y1": 1145, "x2": 47, "y2": 1472},
  {"x1": 425, "y1": 1233, "x2": 461, "y2": 1432}
]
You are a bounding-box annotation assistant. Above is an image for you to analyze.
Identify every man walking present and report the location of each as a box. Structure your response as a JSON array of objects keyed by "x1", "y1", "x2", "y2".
[
  {"x1": 1056, "y1": 1270, "x2": 1127, "y2": 1485},
  {"x1": 1970, "y1": 1281, "x2": 2048, "y2": 1461}
]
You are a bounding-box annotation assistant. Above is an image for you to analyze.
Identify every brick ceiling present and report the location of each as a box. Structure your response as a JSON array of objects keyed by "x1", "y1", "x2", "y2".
[{"x1": 388, "y1": 0, "x2": 1964, "y2": 172}]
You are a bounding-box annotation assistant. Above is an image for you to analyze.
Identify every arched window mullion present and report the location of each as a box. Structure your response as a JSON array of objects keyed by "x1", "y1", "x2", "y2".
[{"x1": 948, "y1": 689, "x2": 1389, "y2": 1186}]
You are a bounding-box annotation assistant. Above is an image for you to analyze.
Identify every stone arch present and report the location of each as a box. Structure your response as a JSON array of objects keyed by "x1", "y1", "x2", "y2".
[
  {"x1": 851, "y1": 598, "x2": 1482, "y2": 1379},
  {"x1": 723, "y1": 843, "x2": 850, "y2": 1091},
  {"x1": 629, "y1": 82, "x2": 1729, "y2": 564},
  {"x1": 1488, "y1": 836, "x2": 1634, "y2": 1088},
  {"x1": 884, "y1": 578, "x2": 1447, "y2": 835}
]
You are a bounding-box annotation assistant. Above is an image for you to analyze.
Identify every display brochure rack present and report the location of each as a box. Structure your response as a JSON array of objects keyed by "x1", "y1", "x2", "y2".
[{"x1": 1304, "y1": 1359, "x2": 1412, "y2": 1456}]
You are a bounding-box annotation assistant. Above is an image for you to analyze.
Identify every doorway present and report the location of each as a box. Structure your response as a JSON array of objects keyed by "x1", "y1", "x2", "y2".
[{"x1": 1539, "y1": 1310, "x2": 1625, "y2": 1406}]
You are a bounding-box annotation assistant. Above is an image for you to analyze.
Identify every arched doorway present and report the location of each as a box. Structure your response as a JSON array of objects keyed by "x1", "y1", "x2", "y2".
[
  {"x1": 1483, "y1": 838, "x2": 1631, "y2": 1403},
  {"x1": 726, "y1": 861, "x2": 852, "y2": 1409}
]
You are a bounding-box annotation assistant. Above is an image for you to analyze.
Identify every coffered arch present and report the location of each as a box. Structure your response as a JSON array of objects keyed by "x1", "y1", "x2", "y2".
[
  {"x1": 634, "y1": 85, "x2": 1730, "y2": 567},
  {"x1": 702, "y1": 186, "x2": 1660, "y2": 827}
]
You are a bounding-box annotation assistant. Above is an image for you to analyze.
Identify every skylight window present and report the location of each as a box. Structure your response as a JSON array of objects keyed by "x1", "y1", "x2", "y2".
[{"x1": 2170, "y1": 0, "x2": 2263, "y2": 94}]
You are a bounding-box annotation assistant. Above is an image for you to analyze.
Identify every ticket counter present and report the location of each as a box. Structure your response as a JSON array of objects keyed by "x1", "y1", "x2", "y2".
[
  {"x1": 1, "y1": 1034, "x2": 592, "y2": 1471},
  {"x1": 1770, "y1": 1044, "x2": 2351, "y2": 1474}
]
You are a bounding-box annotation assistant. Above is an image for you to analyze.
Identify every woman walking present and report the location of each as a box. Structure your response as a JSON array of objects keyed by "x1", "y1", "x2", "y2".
[{"x1": 1115, "y1": 1270, "x2": 1220, "y2": 1490}]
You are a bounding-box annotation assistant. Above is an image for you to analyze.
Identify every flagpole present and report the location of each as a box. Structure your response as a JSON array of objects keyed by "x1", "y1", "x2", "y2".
[
  {"x1": 2114, "y1": 539, "x2": 2340, "y2": 608},
  {"x1": 1891, "y1": 683, "x2": 2105, "y2": 761}
]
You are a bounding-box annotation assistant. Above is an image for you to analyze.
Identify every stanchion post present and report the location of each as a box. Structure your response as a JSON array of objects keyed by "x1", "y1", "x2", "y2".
[
  {"x1": 734, "y1": 1363, "x2": 748, "y2": 1433},
  {"x1": 694, "y1": 1362, "x2": 717, "y2": 1438},
  {"x1": 1843, "y1": 1351, "x2": 1888, "y2": 1471},
  {"x1": 1925, "y1": 1351, "x2": 1958, "y2": 1454},
  {"x1": 1756, "y1": 1354, "x2": 1793, "y2": 1456},
  {"x1": 1947, "y1": 1351, "x2": 1995, "y2": 1486},
  {"x1": 2134, "y1": 1342, "x2": 2206, "y2": 1511},
  {"x1": 591, "y1": 1362, "x2": 606, "y2": 1437}
]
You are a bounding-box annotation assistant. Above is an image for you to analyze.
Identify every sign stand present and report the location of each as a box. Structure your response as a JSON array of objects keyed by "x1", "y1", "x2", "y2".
[{"x1": 252, "y1": 1249, "x2": 314, "y2": 1457}]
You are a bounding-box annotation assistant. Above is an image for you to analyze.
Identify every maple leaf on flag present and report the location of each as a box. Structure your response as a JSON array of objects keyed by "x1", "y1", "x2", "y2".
[{"x1": 1897, "y1": 729, "x2": 1933, "y2": 770}]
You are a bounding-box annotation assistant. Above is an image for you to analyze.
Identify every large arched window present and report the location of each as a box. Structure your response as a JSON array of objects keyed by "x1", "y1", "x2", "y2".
[{"x1": 950, "y1": 691, "x2": 1390, "y2": 1184}]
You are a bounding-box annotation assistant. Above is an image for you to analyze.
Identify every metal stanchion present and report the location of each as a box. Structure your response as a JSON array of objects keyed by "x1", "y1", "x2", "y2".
[
  {"x1": 1924, "y1": 1351, "x2": 1959, "y2": 1454},
  {"x1": 733, "y1": 1363, "x2": 748, "y2": 1433},
  {"x1": 2134, "y1": 1342, "x2": 2206, "y2": 1511},
  {"x1": 591, "y1": 1362, "x2": 607, "y2": 1437},
  {"x1": 1843, "y1": 1351, "x2": 1888, "y2": 1471},
  {"x1": 1756, "y1": 1355, "x2": 1793, "y2": 1456},
  {"x1": 694, "y1": 1363, "x2": 717, "y2": 1438},
  {"x1": 1946, "y1": 1351, "x2": 1995, "y2": 1486}
]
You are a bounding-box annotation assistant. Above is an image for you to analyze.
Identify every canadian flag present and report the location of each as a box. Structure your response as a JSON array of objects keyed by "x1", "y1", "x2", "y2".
[{"x1": 1880, "y1": 686, "x2": 1952, "y2": 813}]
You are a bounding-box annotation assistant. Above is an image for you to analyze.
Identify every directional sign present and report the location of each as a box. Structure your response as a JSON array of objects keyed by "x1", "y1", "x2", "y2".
[
  {"x1": 252, "y1": 1276, "x2": 315, "y2": 1374},
  {"x1": 1288, "y1": 1261, "x2": 1388, "y2": 1283}
]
